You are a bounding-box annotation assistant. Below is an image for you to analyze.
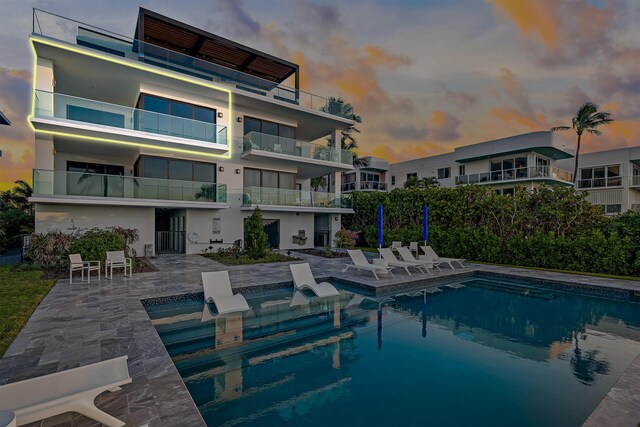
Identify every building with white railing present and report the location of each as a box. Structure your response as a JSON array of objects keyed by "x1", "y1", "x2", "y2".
[
  {"x1": 341, "y1": 156, "x2": 389, "y2": 193},
  {"x1": 29, "y1": 8, "x2": 355, "y2": 254}
]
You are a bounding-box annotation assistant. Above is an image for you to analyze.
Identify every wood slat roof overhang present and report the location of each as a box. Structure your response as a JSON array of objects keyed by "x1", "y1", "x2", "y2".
[{"x1": 135, "y1": 8, "x2": 299, "y2": 91}]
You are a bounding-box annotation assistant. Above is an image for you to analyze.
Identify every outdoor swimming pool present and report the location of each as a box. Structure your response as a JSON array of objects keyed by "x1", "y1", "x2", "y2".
[{"x1": 144, "y1": 275, "x2": 640, "y2": 427}]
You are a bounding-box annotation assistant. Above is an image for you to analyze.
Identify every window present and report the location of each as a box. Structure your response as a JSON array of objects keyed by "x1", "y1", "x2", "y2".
[
  {"x1": 407, "y1": 172, "x2": 417, "y2": 180},
  {"x1": 495, "y1": 187, "x2": 515, "y2": 196},
  {"x1": 136, "y1": 156, "x2": 216, "y2": 182},
  {"x1": 66, "y1": 161, "x2": 124, "y2": 176},
  {"x1": 137, "y1": 94, "x2": 216, "y2": 141},
  {"x1": 244, "y1": 116, "x2": 296, "y2": 139},
  {"x1": 604, "y1": 204, "x2": 622, "y2": 214},
  {"x1": 459, "y1": 165, "x2": 466, "y2": 176},
  {"x1": 490, "y1": 157, "x2": 529, "y2": 180},
  {"x1": 391, "y1": 176, "x2": 396, "y2": 185},
  {"x1": 243, "y1": 167, "x2": 296, "y2": 189},
  {"x1": 437, "y1": 167, "x2": 451, "y2": 179},
  {"x1": 138, "y1": 94, "x2": 216, "y2": 123},
  {"x1": 578, "y1": 165, "x2": 622, "y2": 188}
]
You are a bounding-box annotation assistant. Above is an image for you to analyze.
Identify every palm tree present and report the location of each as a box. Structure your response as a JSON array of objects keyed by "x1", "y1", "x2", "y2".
[
  {"x1": 551, "y1": 102, "x2": 613, "y2": 184},
  {"x1": 10, "y1": 180, "x2": 33, "y2": 212},
  {"x1": 404, "y1": 176, "x2": 440, "y2": 190},
  {"x1": 320, "y1": 97, "x2": 362, "y2": 150}
]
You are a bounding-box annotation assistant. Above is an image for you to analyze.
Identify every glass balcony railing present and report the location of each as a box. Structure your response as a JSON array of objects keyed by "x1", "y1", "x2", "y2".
[
  {"x1": 242, "y1": 186, "x2": 352, "y2": 209},
  {"x1": 456, "y1": 166, "x2": 573, "y2": 185},
  {"x1": 577, "y1": 177, "x2": 623, "y2": 189},
  {"x1": 32, "y1": 9, "x2": 354, "y2": 120},
  {"x1": 243, "y1": 132, "x2": 354, "y2": 166},
  {"x1": 34, "y1": 90, "x2": 228, "y2": 145},
  {"x1": 631, "y1": 176, "x2": 640, "y2": 187},
  {"x1": 33, "y1": 169, "x2": 227, "y2": 203},
  {"x1": 341, "y1": 181, "x2": 387, "y2": 191}
]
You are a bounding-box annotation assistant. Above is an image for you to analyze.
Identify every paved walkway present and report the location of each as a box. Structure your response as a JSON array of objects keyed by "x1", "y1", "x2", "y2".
[{"x1": 0, "y1": 253, "x2": 638, "y2": 426}]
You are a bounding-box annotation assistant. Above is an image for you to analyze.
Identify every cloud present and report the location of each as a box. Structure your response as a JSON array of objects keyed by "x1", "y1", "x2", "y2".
[
  {"x1": 385, "y1": 122, "x2": 429, "y2": 140},
  {"x1": 486, "y1": 0, "x2": 621, "y2": 67},
  {"x1": 207, "y1": 0, "x2": 261, "y2": 39},
  {"x1": 490, "y1": 107, "x2": 550, "y2": 132},
  {"x1": 550, "y1": 85, "x2": 591, "y2": 117},
  {"x1": 435, "y1": 82, "x2": 477, "y2": 109},
  {"x1": 590, "y1": 47, "x2": 640, "y2": 119},
  {"x1": 496, "y1": 68, "x2": 533, "y2": 114},
  {"x1": 429, "y1": 111, "x2": 461, "y2": 141}
]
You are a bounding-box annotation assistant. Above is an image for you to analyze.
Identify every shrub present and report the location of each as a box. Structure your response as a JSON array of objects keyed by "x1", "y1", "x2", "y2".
[
  {"x1": 334, "y1": 228, "x2": 358, "y2": 249},
  {"x1": 68, "y1": 228, "x2": 125, "y2": 265},
  {"x1": 28, "y1": 231, "x2": 75, "y2": 266},
  {"x1": 244, "y1": 208, "x2": 268, "y2": 259}
]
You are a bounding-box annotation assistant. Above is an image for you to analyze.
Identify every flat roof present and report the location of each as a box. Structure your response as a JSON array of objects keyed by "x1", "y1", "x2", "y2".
[{"x1": 135, "y1": 8, "x2": 298, "y2": 90}]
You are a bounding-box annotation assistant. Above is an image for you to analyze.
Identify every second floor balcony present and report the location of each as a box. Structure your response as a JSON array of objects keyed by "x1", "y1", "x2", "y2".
[
  {"x1": 456, "y1": 166, "x2": 573, "y2": 186},
  {"x1": 242, "y1": 132, "x2": 354, "y2": 178},
  {"x1": 32, "y1": 169, "x2": 227, "y2": 208},
  {"x1": 242, "y1": 186, "x2": 353, "y2": 213},
  {"x1": 341, "y1": 181, "x2": 388, "y2": 192},
  {"x1": 32, "y1": 90, "x2": 229, "y2": 155}
]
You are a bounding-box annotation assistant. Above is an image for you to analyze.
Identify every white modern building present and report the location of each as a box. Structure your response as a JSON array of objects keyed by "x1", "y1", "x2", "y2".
[
  {"x1": 389, "y1": 131, "x2": 575, "y2": 195},
  {"x1": 557, "y1": 147, "x2": 640, "y2": 214},
  {"x1": 29, "y1": 8, "x2": 355, "y2": 254},
  {"x1": 341, "y1": 156, "x2": 389, "y2": 193}
]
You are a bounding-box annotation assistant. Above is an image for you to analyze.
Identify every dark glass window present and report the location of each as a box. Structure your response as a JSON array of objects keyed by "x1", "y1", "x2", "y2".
[
  {"x1": 262, "y1": 170, "x2": 279, "y2": 188},
  {"x1": 194, "y1": 106, "x2": 215, "y2": 123},
  {"x1": 244, "y1": 168, "x2": 261, "y2": 187},
  {"x1": 491, "y1": 161, "x2": 502, "y2": 171},
  {"x1": 279, "y1": 125, "x2": 295, "y2": 139},
  {"x1": 170, "y1": 101, "x2": 192, "y2": 119},
  {"x1": 262, "y1": 121, "x2": 279, "y2": 136},
  {"x1": 279, "y1": 173, "x2": 295, "y2": 190},
  {"x1": 243, "y1": 116, "x2": 296, "y2": 139},
  {"x1": 244, "y1": 117, "x2": 261, "y2": 135},
  {"x1": 143, "y1": 157, "x2": 168, "y2": 179},
  {"x1": 194, "y1": 163, "x2": 215, "y2": 182},
  {"x1": 66, "y1": 161, "x2": 123, "y2": 175},
  {"x1": 170, "y1": 160, "x2": 193, "y2": 181},
  {"x1": 143, "y1": 95, "x2": 169, "y2": 114}
]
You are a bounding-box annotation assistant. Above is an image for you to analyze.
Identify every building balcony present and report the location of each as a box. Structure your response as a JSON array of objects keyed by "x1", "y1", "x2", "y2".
[
  {"x1": 456, "y1": 166, "x2": 573, "y2": 186},
  {"x1": 631, "y1": 175, "x2": 640, "y2": 189},
  {"x1": 577, "y1": 177, "x2": 624, "y2": 189},
  {"x1": 242, "y1": 186, "x2": 353, "y2": 213},
  {"x1": 31, "y1": 169, "x2": 227, "y2": 209},
  {"x1": 241, "y1": 132, "x2": 354, "y2": 178},
  {"x1": 341, "y1": 181, "x2": 388, "y2": 192},
  {"x1": 32, "y1": 90, "x2": 229, "y2": 155},
  {"x1": 32, "y1": 9, "x2": 354, "y2": 121}
]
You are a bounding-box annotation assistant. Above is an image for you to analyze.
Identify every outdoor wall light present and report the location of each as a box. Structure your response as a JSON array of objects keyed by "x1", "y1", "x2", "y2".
[
  {"x1": 235, "y1": 169, "x2": 241, "y2": 174},
  {"x1": 334, "y1": 216, "x2": 339, "y2": 221},
  {"x1": 217, "y1": 112, "x2": 223, "y2": 118},
  {"x1": 237, "y1": 117, "x2": 243, "y2": 122},
  {"x1": 218, "y1": 166, "x2": 224, "y2": 172}
]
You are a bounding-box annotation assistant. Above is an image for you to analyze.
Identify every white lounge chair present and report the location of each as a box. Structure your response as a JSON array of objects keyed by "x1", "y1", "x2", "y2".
[
  {"x1": 105, "y1": 251, "x2": 132, "y2": 279},
  {"x1": 68, "y1": 254, "x2": 100, "y2": 284},
  {"x1": 397, "y1": 247, "x2": 440, "y2": 272},
  {"x1": 202, "y1": 271, "x2": 251, "y2": 315},
  {"x1": 391, "y1": 241, "x2": 403, "y2": 252},
  {"x1": 378, "y1": 247, "x2": 426, "y2": 276},
  {"x1": 290, "y1": 263, "x2": 340, "y2": 297},
  {"x1": 409, "y1": 242, "x2": 419, "y2": 257},
  {"x1": 421, "y1": 246, "x2": 466, "y2": 269},
  {"x1": 0, "y1": 356, "x2": 131, "y2": 427},
  {"x1": 342, "y1": 250, "x2": 394, "y2": 280}
]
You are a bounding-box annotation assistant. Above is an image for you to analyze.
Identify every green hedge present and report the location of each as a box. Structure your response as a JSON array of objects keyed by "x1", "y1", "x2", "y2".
[{"x1": 343, "y1": 186, "x2": 640, "y2": 277}]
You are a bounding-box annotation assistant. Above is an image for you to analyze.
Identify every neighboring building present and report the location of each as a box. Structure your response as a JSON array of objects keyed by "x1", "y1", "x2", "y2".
[
  {"x1": 341, "y1": 156, "x2": 389, "y2": 193},
  {"x1": 389, "y1": 131, "x2": 575, "y2": 195},
  {"x1": 557, "y1": 147, "x2": 640, "y2": 214},
  {"x1": 29, "y1": 8, "x2": 355, "y2": 254}
]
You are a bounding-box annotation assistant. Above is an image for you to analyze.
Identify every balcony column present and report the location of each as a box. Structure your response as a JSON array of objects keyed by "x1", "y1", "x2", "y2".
[{"x1": 330, "y1": 171, "x2": 343, "y2": 247}]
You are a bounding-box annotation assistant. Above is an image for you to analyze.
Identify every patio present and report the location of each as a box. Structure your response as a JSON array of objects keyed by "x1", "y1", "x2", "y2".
[{"x1": 0, "y1": 252, "x2": 638, "y2": 426}]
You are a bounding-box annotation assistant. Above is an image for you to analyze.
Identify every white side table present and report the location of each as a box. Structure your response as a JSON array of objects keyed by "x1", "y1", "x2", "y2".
[
  {"x1": 372, "y1": 258, "x2": 390, "y2": 275},
  {"x1": 0, "y1": 411, "x2": 16, "y2": 427}
]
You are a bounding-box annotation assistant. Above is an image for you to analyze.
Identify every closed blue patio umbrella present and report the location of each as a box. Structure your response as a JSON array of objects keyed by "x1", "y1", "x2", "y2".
[
  {"x1": 423, "y1": 205, "x2": 429, "y2": 246},
  {"x1": 378, "y1": 204, "x2": 384, "y2": 248}
]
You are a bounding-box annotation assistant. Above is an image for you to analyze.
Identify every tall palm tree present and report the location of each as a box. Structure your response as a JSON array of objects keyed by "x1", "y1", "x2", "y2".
[
  {"x1": 10, "y1": 180, "x2": 33, "y2": 211},
  {"x1": 551, "y1": 102, "x2": 613, "y2": 184},
  {"x1": 321, "y1": 97, "x2": 362, "y2": 150}
]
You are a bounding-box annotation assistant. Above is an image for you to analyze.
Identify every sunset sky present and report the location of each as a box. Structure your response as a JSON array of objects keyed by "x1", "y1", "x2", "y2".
[{"x1": 1, "y1": 0, "x2": 639, "y2": 190}]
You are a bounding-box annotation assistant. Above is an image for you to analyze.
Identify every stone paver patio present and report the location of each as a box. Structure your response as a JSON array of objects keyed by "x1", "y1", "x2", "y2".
[{"x1": 0, "y1": 252, "x2": 638, "y2": 426}]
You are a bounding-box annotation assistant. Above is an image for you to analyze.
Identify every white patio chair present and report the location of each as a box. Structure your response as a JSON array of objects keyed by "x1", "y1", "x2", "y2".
[
  {"x1": 397, "y1": 247, "x2": 440, "y2": 272},
  {"x1": 202, "y1": 271, "x2": 251, "y2": 315},
  {"x1": 105, "y1": 251, "x2": 132, "y2": 279},
  {"x1": 290, "y1": 263, "x2": 340, "y2": 298},
  {"x1": 378, "y1": 247, "x2": 426, "y2": 276},
  {"x1": 342, "y1": 250, "x2": 395, "y2": 280},
  {"x1": 409, "y1": 242, "x2": 419, "y2": 257},
  {"x1": 421, "y1": 245, "x2": 466, "y2": 269},
  {"x1": 390, "y1": 241, "x2": 403, "y2": 252},
  {"x1": 0, "y1": 356, "x2": 131, "y2": 427},
  {"x1": 69, "y1": 254, "x2": 100, "y2": 284}
]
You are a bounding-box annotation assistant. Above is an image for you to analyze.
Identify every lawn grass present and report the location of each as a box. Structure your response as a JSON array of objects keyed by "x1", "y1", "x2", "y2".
[
  {"x1": 200, "y1": 252, "x2": 299, "y2": 266},
  {"x1": 0, "y1": 266, "x2": 57, "y2": 357},
  {"x1": 468, "y1": 261, "x2": 640, "y2": 283}
]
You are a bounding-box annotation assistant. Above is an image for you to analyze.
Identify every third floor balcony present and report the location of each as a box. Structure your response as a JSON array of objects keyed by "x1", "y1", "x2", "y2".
[
  {"x1": 456, "y1": 166, "x2": 573, "y2": 186},
  {"x1": 32, "y1": 90, "x2": 229, "y2": 155}
]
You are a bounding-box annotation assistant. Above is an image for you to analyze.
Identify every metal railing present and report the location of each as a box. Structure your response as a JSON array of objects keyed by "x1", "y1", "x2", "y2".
[
  {"x1": 33, "y1": 169, "x2": 227, "y2": 203},
  {"x1": 32, "y1": 9, "x2": 354, "y2": 120},
  {"x1": 243, "y1": 186, "x2": 352, "y2": 209},
  {"x1": 243, "y1": 132, "x2": 353, "y2": 166},
  {"x1": 631, "y1": 176, "x2": 640, "y2": 187},
  {"x1": 341, "y1": 181, "x2": 387, "y2": 191},
  {"x1": 34, "y1": 90, "x2": 228, "y2": 145},
  {"x1": 456, "y1": 166, "x2": 573, "y2": 185},
  {"x1": 577, "y1": 177, "x2": 623, "y2": 189}
]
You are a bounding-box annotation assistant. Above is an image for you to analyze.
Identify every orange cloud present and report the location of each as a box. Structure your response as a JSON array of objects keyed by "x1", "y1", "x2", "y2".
[{"x1": 486, "y1": 0, "x2": 558, "y2": 48}]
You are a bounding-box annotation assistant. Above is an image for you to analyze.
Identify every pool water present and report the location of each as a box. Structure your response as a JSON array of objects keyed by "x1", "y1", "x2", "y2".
[{"x1": 145, "y1": 276, "x2": 640, "y2": 427}]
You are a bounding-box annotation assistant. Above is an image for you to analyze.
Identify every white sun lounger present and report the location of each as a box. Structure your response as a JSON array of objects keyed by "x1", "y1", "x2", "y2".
[
  {"x1": 391, "y1": 241, "x2": 403, "y2": 252},
  {"x1": 342, "y1": 250, "x2": 395, "y2": 280},
  {"x1": 202, "y1": 271, "x2": 251, "y2": 315},
  {"x1": 0, "y1": 356, "x2": 131, "y2": 427},
  {"x1": 421, "y1": 246, "x2": 466, "y2": 269},
  {"x1": 290, "y1": 263, "x2": 340, "y2": 297},
  {"x1": 397, "y1": 247, "x2": 440, "y2": 272},
  {"x1": 378, "y1": 247, "x2": 426, "y2": 276}
]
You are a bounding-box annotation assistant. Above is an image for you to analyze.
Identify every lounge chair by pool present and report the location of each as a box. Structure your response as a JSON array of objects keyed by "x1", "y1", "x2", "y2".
[
  {"x1": 342, "y1": 250, "x2": 395, "y2": 280},
  {"x1": 290, "y1": 263, "x2": 340, "y2": 297},
  {"x1": 378, "y1": 247, "x2": 426, "y2": 276},
  {"x1": 421, "y1": 246, "x2": 466, "y2": 269},
  {"x1": 202, "y1": 271, "x2": 251, "y2": 315},
  {"x1": 397, "y1": 247, "x2": 440, "y2": 272}
]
